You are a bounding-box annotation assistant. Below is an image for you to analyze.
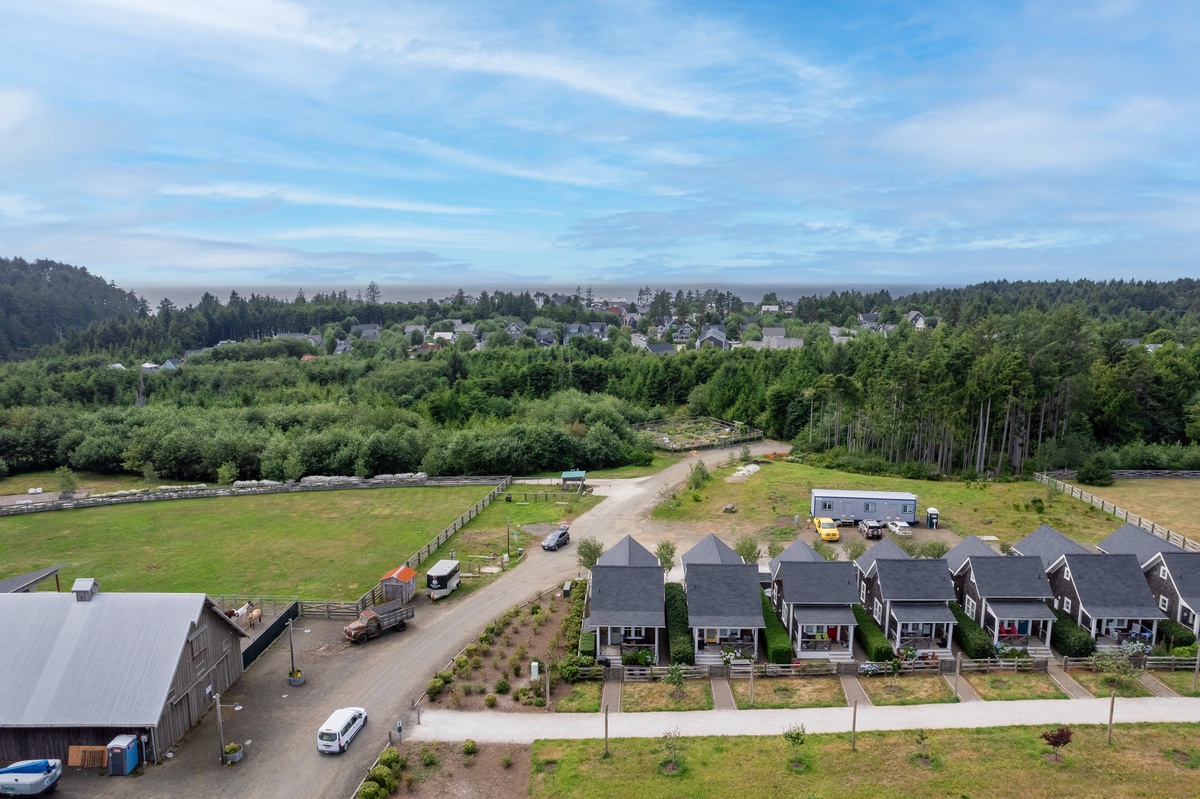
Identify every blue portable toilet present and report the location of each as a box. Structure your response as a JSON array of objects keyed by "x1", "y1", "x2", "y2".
[{"x1": 107, "y1": 734, "x2": 139, "y2": 776}]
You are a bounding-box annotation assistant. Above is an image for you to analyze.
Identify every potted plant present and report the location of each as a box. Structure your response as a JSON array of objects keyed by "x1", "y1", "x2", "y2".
[
  {"x1": 288, "y1": 669, "x2": 305, "y2": 686},
  {"x1": 224, "y1": 742, "x2": 243, "y2": 764}
]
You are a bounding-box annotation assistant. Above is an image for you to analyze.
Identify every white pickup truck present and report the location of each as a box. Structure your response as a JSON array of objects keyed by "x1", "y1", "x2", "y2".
[{"x1": 0, "y1": 759, "x2": 62, "y2": 796}]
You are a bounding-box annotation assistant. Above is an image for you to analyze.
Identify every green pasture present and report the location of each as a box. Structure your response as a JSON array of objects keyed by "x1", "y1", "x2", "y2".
[
  {"x1": 529, "y1": 723, "x2": 1200, "y2": 799},
  {"x1": 522, "y1": 452, "x2": 683, "y2": 480},
  {"x1": 653, "y1": 461, "x2": 1124, "y2": 546},
  {"x1": 0, "y1": 485, "x2": 494, "y2": 598},
  {"x1": 0, "y1": 470, "x2": 188, "y2": 496}
]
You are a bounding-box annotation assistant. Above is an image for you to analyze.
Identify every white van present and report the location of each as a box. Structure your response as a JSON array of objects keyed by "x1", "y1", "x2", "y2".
[{"x1": 316, "y1": 707, "x2": 367, "y2": 753}]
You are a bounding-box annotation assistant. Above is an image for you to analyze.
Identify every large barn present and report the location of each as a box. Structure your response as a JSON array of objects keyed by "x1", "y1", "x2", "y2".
[{"x1": 0, "y1": 579, "x2": 246, "y2": 763}]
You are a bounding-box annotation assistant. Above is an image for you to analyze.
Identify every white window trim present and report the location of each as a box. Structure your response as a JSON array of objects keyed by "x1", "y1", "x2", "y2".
[
  {"x1": 1062, "y1": 597, "x2": 1072, "y2": 614},
  {"x1": 1159, "y1": 595, "x2": 1170, "y2": 612},
  {"x1": 872, "y1": 599, "x2": 882, "y2": 623},
  {"x1": 1159, "y1": 565, "x2": 1169, "y2": 580},
  {"x1": 964, "y1": 595, "x2": 977, "y2": 619},
  {"x1": 860, "y1": 582, "x2": 867, "y2": 602}
]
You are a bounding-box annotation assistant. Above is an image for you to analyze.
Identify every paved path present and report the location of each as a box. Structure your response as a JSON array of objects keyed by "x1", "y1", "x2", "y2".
[
  {"x1": 411, "y1": 697, "x2": 1200, "y2": 743},
  {"x1": 839, "y1": 673, "x2": 871, "y2": 706},
  {"x1": 1140, "y1": 672, "x2": 1179, "y2": 697},
  {"x1": 945, "y1": 671, "x2": 982, "y2": 702},
  {"x1": 710, "y1": 677, "x2": 736, "y2": 710},
  {"x1": 1046, "y1": 660, "x2": 1093, "y2": 699},
  {"x1": 602, "y1": 679, "x2": 622, "y2": 713}
]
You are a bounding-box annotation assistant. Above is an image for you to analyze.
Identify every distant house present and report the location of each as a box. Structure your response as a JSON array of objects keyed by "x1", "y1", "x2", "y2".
[
  {"x1": 760, "y1": 304, "x2": 780, "y2": 313},
  {"x1": 503, "y1": 321, "x2": 526, "y2": 338},
  {"x1": 696, "y1": 324, "x2": 728, "y2": 350},
  {"x1": 533, "y1": 328, "x2": 557, "y2": 347},
  {"x1": 1046, "y1": 553, "x2": 1166, "y2": 649},
  {"x1": 0, "y1": 580, "x2": 247, "y2": 762},
  {"x1": 403, "y1": 324, "x2": 427, "y2": 336},
  {"x1": 160, "y1": 358, "x2": 183, "y2": 370},
  {"x1": 1142, "y1": 551, "x2": 1200, "y2": 637},
  {"x1": 431, "y1": 331, "x2": 456, "y2": 344},
  {"x1": 352, "y1": 324, "x2": 382, "y2": 341},
  {"x1": 333, "y1": 339, "x2": 352, "y2": 355},
  {"x1": 1012, "y1": 524, "x2": 1092, "y2": 569},
  {"x1": 140, "y1": 362, "x2": 160, "y2": 371},
  {"x1": 773, "y1": 560, "x2": 858, "y2": 661},
  {"x1": 588, "y1": 322, "x2": 608, "y2": 340},
  {"x1": 747, "y1": 336, "x2": 804, "y2": 351},
  {"x1": 904, "y1": 311, "x2": 926, "y2": 329},
  {"x1": 107, "y1": 363, "x2": 126, "y2": 370},
  {"x1": 1097, "y1": 523, "x2": 1183, "y2": 567},
  {"x1": 761, "y1": 326, "x2": 786, "y2": 339},
  {"x1": 857, "y1": 311, "x2": 880, "y2": 327},
  {"x1": 672, "y1": 323, "x2": 695, "y2": 344},
  {"x1": 563, "y1": 323, "x2": 590, "y2": 343},
  {"x1": 583, "y1": 536, "x2": 666, "y2": 664},
  {"x1": 951, "y1": 549, "x2": 1056, "y2": 656},
  {"x1": 453, "y1": 322, "x2": 476, "y2": 335},
  {"x1": 647, "y1": 343, "x2": 677, "y2": 356}
]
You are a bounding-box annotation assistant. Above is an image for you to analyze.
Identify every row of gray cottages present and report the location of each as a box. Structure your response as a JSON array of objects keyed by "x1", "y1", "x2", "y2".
[{"x1": 584, "y1": 524, "x2": 1200, "y2": 666}]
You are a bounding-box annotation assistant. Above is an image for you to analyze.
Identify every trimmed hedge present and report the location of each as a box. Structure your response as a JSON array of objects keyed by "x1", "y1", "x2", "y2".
[
  {"x1": 761, "y1": 591, "x2": 794, "y2": 664},
  {"x1": 665, "y1": 582, "x2": 695, "y2": 665},
  {"x1": 1158, "y1": 618, "x2": 1197, "y2": 649},
  {"x1": 578, "y1": 631, "x2": 596, "y2": 659},
  {"x1": 1051, "y1": 607, "x2": 1096, "y2": 658},
  {"x1": 852, "y1": 604, "x2": 894, "y2": 662},
  {"x1": 949, "y1": 601, "x2": 996, "y2": 659}
]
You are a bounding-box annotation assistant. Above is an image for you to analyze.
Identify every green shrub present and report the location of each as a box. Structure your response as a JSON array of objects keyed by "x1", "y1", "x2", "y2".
[
  {"x1": 1077, "y1": 453, "x2": 1115, "y2": 486},
  {"x1": 495, "y1": 677, "x2": 510, "y2": 694},
  {"x1": 1051, "y1": 608, "x2": 1097, "y2": 657},
  {"x1": 761, "y1": 591, "x2": 794, "y2": 664},
  {"x1": 485, "y1": 693, "x2": 497, "y2": 707},
  {"x1": 357, "y1": 781, "x2": 386, "y2": 799},
  {"x1": 949, "y1": 601, "x2": 996, "y2": 659},
  {"x1": 502, "y1": 754, "x2": 513, "y2": 769},
  {"x1": 665, "y1": 582, "x2": 695, "y2": 665},
  {"x1": 1158, "y1": 619, "x2": 1197, "y2": 649},
  {"x1": 622, "y1": 648, "x2": 653, "y2": 666},
  {"x1": 853, "y1": 604, "x2": 894, "y2": 662},
  {"x1": 421, "y1": 750, "x2": 437, "y2": 767},
  {"x1": 578, "y1": 631, "x2": 597, "y2": 659},
  {"x1": 436, "y1": 669, "x2": 453, "y2": 684},
  {"x1": 556, "y1": 653, "x2": 591, "y2": 682},
  {"x1": 462, "y1": 739, "x2": 478, "y2": 755},
  {"x1": 366, "y1": 765, "x2": 398, "y2": 794},
  {"x1": 427, "y1": 677, "x2": 445, "y2": 699},
  {"x1": 378, "y1": 746, "x2": 400, "y2": 771}
]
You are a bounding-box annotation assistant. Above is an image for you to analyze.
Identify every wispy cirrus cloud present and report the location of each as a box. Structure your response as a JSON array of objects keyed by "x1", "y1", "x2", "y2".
[{"x1": 160, "y1": 183, "x2": 491, "y2": 215}]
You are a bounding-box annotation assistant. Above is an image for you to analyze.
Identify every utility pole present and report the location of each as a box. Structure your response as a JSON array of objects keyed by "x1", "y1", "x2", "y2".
[{"x1": 215, "y1": 693, "x2": 226, "y2": 765}]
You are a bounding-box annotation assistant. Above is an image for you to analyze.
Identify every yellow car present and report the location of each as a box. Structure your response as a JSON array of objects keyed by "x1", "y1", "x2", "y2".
[{"x1": 815, "y1": 517, "x2": 840, "y2": 542}]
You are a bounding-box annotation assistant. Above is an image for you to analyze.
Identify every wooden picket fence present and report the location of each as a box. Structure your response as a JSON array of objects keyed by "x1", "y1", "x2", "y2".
[
  {"x1": 957, "y1": 658, "x2": 1048, "y2": 673},
  {"x1": 1034, "y1": 472, "x2": 1200, "y2": 553},
  {"x1": 1063, "y1": 655, "x2": 1200, "y2": 671},
  {"x1": 403, "y1": 477, "x2": 513, "y2": 571},
  {"x1": 299, "y1": 601, "x2": 360, "y2": 619}
]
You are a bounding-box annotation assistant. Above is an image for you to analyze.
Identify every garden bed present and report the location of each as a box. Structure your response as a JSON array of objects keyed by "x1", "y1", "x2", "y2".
[
  {"x1": 730, "y1": 676, "x2": 845, "y2": 709},
  {"x1": 858, "y1": 674, "x2": 958, "y2": 705}
]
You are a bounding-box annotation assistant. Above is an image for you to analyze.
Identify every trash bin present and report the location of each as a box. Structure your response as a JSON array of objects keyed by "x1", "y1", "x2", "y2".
[
  {"x1": 562, "y1": 581, "x2": 572, "y2": 598},
  {"x1": 926, "y1": 508, "x2": 939, "y2": 529}
]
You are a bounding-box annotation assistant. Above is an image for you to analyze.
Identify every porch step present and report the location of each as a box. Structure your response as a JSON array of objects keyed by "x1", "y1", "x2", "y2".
[
  {"x1": 1026, "y1": 646, "x2": 1052, "y2": 659},
  {"x1": 695, "y1": 651, "x2": 724, "y2": 666}
]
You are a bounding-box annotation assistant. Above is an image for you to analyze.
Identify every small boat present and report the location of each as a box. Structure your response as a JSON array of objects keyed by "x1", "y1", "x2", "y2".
[{"x1": 0, "y1": 760, "x2": 63, "y2": 796}]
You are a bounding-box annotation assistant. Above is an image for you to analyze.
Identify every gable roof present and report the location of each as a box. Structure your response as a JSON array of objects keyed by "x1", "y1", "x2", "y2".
[
  {"x1": 647, "y1": 343, "x2": 676, "y2": 355},
  {"x1": 946, "y1": 535, "x2": 999, "y2": 574},
  {"x1": 966, "y1": 557, "x2": 1053, "y2": 600},
  {"x1": 586, "y1": 565, "x2": 665, "y2": 630},
  {"x1": 684, "y1": 563, "x2": 764, "y2": 629},
  {"x1": 855, "y1": 537, "x2": 911, "y2": 573},
  {"x1": 777, "y1": 561, "x2": 859, "y2": 605},
  {"x1": 1156, "y1": 552, "x2": 1200, "y2": 610},
  {"x1": 1058, "y1": 554, "x2": 1166, "y2": 620},
  {"x1": 761, "y1": 327, "x2": 787, "y2": 338},
  {"x1": 1096, "y1": 523, "x2": 1183, "y2": 564},
  {"x1": 0, "y1": 592, "x2": 245, "y2": 727},
  {"x1": 681, "y1": 534, "x2": 744, "y2": 568},
  {"x1": 875, "y1": 559, "x2": 955, "y2": 602},
  {"x1": 768, "y1": 538, "x2": 820, "y2": 578},
  {"x1": 0, "y1": 564, "x2": 66, "y2": 594},
  {"x1": 597, "y1": 535, "x2": 661, "y2": 568},
  {"x1": 1012, "y1": 524, "x2": 1091, "y2": 569}
]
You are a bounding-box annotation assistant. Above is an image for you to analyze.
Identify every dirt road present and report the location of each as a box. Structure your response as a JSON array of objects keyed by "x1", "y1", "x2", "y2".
[{"x1": 77, "y1": 443, "x2": 785, "y2": 799}]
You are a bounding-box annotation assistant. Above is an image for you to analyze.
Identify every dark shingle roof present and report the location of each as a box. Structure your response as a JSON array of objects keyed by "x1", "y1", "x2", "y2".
[
  {"x1": 1158, "y1": 552, "x2": 1200, "y2": 609},
  {"x1": 1062, "y1": 554, "x2": 1166, "y2": 620},
  {"x1": 854, "y1": 537, "x2": 911, "y2": 573},
  {"x1": 875, "y1": 559, "x2": 955, "y2": 602},
  {"x1": 967, "y1": 557, "x2": 1053, "y2": 600},
  {"x1": 586, "y1": 565, "x2": 666, "y2": 630},
  {"x1": 768, "y1": 538, "x2": 820, "y2": 577},
  {"x1": 597, "y1": 535, "x2": 661, "y2": 568},
  {"x1": 1013, "y1": 524, "x2": 1091, "y2": 569},
  {"x1": 777, "y1": 561, "x2": 859, "y2": 605},
  {"x1": 682, "y1": 534, "x2": 744, "y2": 568},
  {"x1": 1096, "y1": 523, "x2": 1182, "y2": 564},
  {"x1": 685, "y1": 563, "x2": 764, "y2": 629},
  {"x1": 945, "y1": 535, "x2": 998, "y2": 574},
  {"x1": 0, "y1": 564, "x2": 66, "y2": 594}
]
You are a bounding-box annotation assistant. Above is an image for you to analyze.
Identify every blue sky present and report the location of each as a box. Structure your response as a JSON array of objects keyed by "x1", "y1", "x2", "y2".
[{"x1": 1, "y1": 0, "x2": 1198, "y2": 299}]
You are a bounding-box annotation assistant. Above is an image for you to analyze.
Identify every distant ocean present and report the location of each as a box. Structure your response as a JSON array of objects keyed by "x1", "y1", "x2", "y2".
[{"x1": 128, "y1": 281, "x2": 945, "y2": 308}]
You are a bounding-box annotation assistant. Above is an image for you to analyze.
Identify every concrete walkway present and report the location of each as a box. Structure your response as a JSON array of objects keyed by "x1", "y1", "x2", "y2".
[
  {"x1": 1140, "y1": 672, "x2": 1179, "y2": 697},
  {"x1": 410, "y1": 697, "x2": 1200, "y2": 744},
  {"x1": 839, "y1": 673, "x2": 871, "y2": 706},
  {"x1": 601, "y1": 679, "x2": 622, "y2": 712},
  {"x1": 944, "y1": 671, "x2": 982, "y2": 702},
  {"x1": 710, "y1": 677, "x2": 736, "y2": 710},
  {"x1": 1046, "y1": 660, "x2": 1093, "y2": 699}
]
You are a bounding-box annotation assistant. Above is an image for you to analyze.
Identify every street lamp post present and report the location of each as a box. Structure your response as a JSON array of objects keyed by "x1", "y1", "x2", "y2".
[
  {"x1": 215, "y1": 693, "x2": 226, "y2": 765},
  {"x1": 287, "y1": 618, "x2": 296, "y2": 676}
]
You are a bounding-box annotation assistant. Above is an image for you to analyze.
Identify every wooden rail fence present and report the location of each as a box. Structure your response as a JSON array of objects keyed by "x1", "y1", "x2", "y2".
[
  {"x1": 1034, "y1": 472, "x2": 1200, "y2": 553},
  {"x1": 403, "y1": 477, "x2": 513, "y2": 571}
]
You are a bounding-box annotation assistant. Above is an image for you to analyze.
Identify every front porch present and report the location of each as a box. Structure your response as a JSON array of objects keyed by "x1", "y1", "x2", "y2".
[
  {"x1": 984, "y1": 601, "x2": 1056, "y2": 657},
  {"x1": 1091, "y1": 618, "x2": 1158, "y2": 651},
  {"x1": 597, "y1": 625, "x2": 661, "y2": 664},
  {"x1": 790, "y1": 606, "x2": 857, "y2": 662},
  {"x1": 693, "y1": 626, "x2": 760, "y2": 664},
  {"x1": 889, "y1": 603, "x2": 955, "y2": 658}
]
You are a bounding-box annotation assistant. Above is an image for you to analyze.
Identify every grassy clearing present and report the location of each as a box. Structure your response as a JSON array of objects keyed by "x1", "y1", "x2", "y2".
[
  {"x1": 621, "y1": 681, "x2": 712, "y2": 712},
  {"x1": 555, "y1": 682, "x2": 603, "y2": 713},
  {"x1": 528, "y1": 723, "x2": 1200, "y2": 799},
  {"x1": 962, "y1": 670, "x2": 1069, "y2": 701},
  {"x1": 859, "y1": 675, "x2": 958, "y2": 706},
  {"x1": 730, "y1": 676, "x2": 845, "y2": 709},
  {"x1": 0, "y1": 469, "x2": 188, "y2": 496},
  {"x1": 0, "y1": 485, "x2": 493, "y2": 598},
  {"x1": 652, "y1": 461, "x2": 1122, "y2": 546},
  {"x1": 1081, "y1": 479, "x2": 1200, "y2": 539},
  {"x1": 524, "y1": 454, "x2": 684, "y2": 480},
  {"x1": 1150, "y1": 670, "x2": 1200, "y2": 697},
  {"x1": 1067, "y1": 670, "x2": 1154, "y2": 698}
]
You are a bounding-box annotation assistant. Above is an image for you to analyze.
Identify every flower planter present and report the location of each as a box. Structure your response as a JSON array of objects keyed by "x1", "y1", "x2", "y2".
[
  {"x1": 288, "y1": 674, "x2": 305, "y2": 686},
  {"x1": 225, "y1": 748, "x2": 243, "y2": 764}
]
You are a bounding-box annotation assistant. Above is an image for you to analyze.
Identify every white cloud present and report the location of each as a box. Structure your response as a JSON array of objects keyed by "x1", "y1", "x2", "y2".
[
  {"x1": 160, "y1": 183, "x2": 490, "y2": 215},
  {"x1": 0, "y1": 89, "x2": 41, "y2": 137}
]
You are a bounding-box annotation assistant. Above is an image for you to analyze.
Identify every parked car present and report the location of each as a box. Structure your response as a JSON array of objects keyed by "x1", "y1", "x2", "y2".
[
  {"x1": 814, "y1": 516, "x2": 840, "y2": 542},
  {"x1": 887, "y1": 520, "x2": 912, "y2": 536},
  {"x1": 542, "y1": 527, "x2": 571, "y2": 551},
  {"x1": 858, "y1": 519, "x2": 884, "y2": 539},
  {"x1": 317, "y1": 707, "x2": 367, "y2": 753}
]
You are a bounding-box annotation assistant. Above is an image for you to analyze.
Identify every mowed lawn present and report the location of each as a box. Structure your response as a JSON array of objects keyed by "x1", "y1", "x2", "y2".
[
  {"x1": 1079, "y1": 478, "x2": 1200, "y2": 540},
  {"x1": 529, "y1": 723, "x2": 1200, "y2": 799},
  {"x1": 0, "y1": 485, "x2": 493, "y2": 598},
  {"x1": 653, "y1": 461, "x2": 1123, "y2": 546}
]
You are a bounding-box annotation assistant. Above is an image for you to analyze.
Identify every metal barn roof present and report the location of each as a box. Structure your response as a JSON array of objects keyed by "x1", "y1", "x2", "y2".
[{"x1": 0, "y1": 592, "x2": 241, "y2": 727}]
